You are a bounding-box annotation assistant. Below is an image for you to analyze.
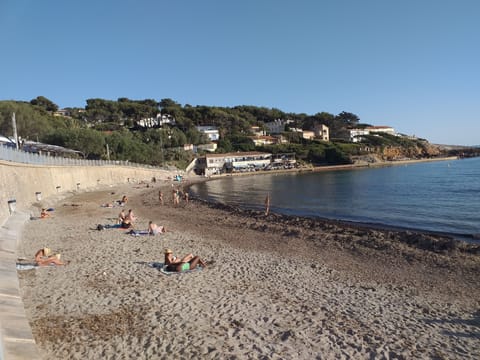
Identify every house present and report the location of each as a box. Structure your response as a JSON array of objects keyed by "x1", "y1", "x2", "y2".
[
  {"x1": 196, "y1": 126, "x2": 220, "y2": 141},
  {"x1": 366, "y1": 126, "x2": 395, "y2": 135},
  {"x1": 195, "y1": 151, "x2": 272, "y2": 176},
  {"x1": 264, "y1": 119, "x2": 294, "y2": 134},
  {"x1": 349, "y1": 129, "x2": 370, "y2": 142},
  {"x1": 250, "y1": 135, "x2": 277, "y2": 146},
  {"x1": 196, "y1": 143, "x2": 218, "y2": 152},
  {"x1": 250, "y1": 126, "x2": 265, "y2": 136},
  {"x1": 0, "y1": 134, "x2": 16, "y2": 148},
  {"x1": 137, "y1": 114, "x2": 175, "y2": 128},
  {"x1": 348, "y1": 126, "x2": 396, "y2": 142},
  {"x1": 302, "y1": 131, "x2": 315, "y2": 140},
  {"x1": 314, "y1": 124, "x2": 329, "y2": 141},
  {"x1": 264, "y1": 119, "x2": 285, "y2": 134},
  {"x1": 54, "y1": 109, "x2": 71, "y2": 117}
]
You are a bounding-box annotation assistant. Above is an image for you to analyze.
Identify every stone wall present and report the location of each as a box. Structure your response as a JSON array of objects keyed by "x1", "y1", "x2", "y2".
[{"x1": 0, "y1": 161, "x2": 171, "y2": 226}]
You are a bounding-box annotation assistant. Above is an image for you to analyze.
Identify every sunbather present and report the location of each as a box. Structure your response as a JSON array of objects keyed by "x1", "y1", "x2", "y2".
[
  {"x1": 34, "y1": 248, "x2": 67, "y2": 266},
  {"x1": 121, "y1": 209, "x2": 136, "y2": 228},
  {"x1": 40, "y1": 208, "x2": 50, "y2": 218},
  {"x1": 148, "y1": 221, "x2": 166, "y2": 235},
  {"x1": 164, "y1": 249, "x2": 206, "y2": 272},
  {"x1": 118, "y1": 209, "x2": 126, "y2": 224}
]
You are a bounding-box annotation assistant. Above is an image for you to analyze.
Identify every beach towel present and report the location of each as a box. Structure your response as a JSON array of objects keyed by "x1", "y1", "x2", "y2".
[
  {"x1": 95, "y1": 224, "x2": 122, "y2": 230},
  {"x1": 16, "y1": 263, "x2": 65, "y2": 270},
  {"x1": 147, "y1": 262, "x2": 203, "y2": 276},
  {"x1": 16, "y1": 263, "x2": 37, "y2": 271},
  {"x1": 127, "y1": 230, "x2": 150, "y2": 236}
]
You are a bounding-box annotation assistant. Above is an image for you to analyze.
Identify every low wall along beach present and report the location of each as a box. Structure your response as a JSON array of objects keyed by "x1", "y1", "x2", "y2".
[{"x1": 0, "y1": 160, "x2": 172, "y2": 359}]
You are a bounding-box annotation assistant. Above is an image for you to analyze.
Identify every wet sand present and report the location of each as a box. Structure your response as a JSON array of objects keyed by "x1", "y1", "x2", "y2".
[{"x1": 17, "y1": 178, "x2": 480, "y2": 359}]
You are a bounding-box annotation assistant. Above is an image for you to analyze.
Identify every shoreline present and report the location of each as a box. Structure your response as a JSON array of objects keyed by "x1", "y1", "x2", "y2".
[
  {"x1": 191, "y1": 196, "x2": 480, "y2": 253},
  {"x1": 192, "y1": 196, "x2": 480, "y2": 244},
  {"x1": 207, "y1": 156, "x2": 459, "y2": 179},
  {"x1": 17, "y1": 180, "x2": 480, "y2": 359},
  {"x1": 189, "y1": 155, "x2": 477, "y2": 243}
]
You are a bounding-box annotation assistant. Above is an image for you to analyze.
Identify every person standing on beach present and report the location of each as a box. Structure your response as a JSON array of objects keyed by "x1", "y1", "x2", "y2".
[
  {"x1": 159, "y1": 191, "x2": 164, "y2": 205},
  {"x1": 265, "y1": 193, "x2": 270, "y2": 216},
  {"x1": 172, "y1": 188, "x2": 180, "y2": 206}
]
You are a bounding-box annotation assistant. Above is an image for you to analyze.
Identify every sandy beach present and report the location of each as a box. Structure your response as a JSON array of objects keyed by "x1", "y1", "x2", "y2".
[{"x1": 17, "y1": 176, "x2": 480, "y2": 359}]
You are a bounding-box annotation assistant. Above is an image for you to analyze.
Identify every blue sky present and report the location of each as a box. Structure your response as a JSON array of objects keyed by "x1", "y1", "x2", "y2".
[{"x1": 1, "y1": 0, "x2": 479, "y2": 145}]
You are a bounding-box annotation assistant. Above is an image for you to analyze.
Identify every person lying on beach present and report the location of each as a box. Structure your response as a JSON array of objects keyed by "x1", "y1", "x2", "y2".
[
  {"x1": 164, "y1": 249, "x2": 206, "y2": 272},
  {"x1": 120, "y1": 195, "x2": 128, "y2": 205},
  {"x1": 148, "y1": 221, "x2": 166, "y2": 235},
  {"x1": 34, "y1": 248, "x2": 67, "y2": 266},
  {"x1": 40, "y1": 208, "x2": 50, "y2": 218}
]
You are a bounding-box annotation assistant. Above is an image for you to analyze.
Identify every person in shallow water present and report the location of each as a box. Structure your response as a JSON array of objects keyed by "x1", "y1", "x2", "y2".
[{"x1": 164, "y1": 249, "x2": 207, "y2": 272}]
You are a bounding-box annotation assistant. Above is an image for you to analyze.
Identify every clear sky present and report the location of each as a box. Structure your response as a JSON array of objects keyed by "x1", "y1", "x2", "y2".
[{"x1": 1, "y1": 0, "x2": 479, "y2": 145}]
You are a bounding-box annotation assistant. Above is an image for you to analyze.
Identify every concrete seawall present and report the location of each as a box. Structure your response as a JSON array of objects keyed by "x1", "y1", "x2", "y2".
[{"x1": 0, "y1": 160, "x2": 174, "y2": 359}]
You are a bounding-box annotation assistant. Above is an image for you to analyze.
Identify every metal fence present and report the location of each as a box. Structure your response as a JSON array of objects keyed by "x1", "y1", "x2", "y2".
[{"x1": 0, "y1": 145, "x2": 160, "y2": 169}]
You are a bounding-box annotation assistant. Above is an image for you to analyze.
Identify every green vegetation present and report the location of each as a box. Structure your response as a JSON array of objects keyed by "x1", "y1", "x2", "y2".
[{"x1": 0, "y1": 96, "x2": 452, "y2": 168}]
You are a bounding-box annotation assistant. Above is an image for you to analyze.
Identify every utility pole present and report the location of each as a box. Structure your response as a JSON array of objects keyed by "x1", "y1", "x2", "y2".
[{"x1": 12, "y1": 112, "x2": 19, "y2": 149}]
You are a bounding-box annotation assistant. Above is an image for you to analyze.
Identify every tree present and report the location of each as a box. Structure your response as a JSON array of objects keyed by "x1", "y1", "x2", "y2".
[
  {"x1": 335, "y1": 111, "x2": 360, "y2": 127},
  {"x1": 228, "y1": 134, "x2": 255, "y2": 152},
  {"x1": 30, "y1": 96, "x2": 59, "y2": 112},
  {"x1": 42, "y1": 128, "x2": 106, "y2": 159}
]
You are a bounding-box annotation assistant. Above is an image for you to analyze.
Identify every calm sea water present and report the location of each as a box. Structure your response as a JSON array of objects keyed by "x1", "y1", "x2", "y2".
[{"x1": 190, "y1": 157, "x2": 480, "y2": 241}]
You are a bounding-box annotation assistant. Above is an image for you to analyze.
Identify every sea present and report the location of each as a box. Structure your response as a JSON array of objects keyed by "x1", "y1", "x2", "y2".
[{"x1": 190, "y1": 157, "x2": 480, "y2": 242}]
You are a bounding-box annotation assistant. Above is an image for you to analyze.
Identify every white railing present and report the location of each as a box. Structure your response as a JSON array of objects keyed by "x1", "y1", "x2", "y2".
[{"x1": 0, "y1": 145, "x2": 159, "y2": 169}]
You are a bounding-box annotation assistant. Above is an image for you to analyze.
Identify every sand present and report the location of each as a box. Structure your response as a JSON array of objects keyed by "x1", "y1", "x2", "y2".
[{"x1": 17, "y1": 177, "x2": 480, "y2": 359}]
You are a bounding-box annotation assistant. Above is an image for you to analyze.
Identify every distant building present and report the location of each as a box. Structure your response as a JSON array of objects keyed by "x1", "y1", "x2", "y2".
[
  {"x1": 302, "y1": 131, "x2": 315, "y2": 140},
  {"x1": 196, "y1": 143, "x2": 218, "y2": 152},
  {"x1": 349, "y1": 129, "x2": 370, "y2": 142},
  {"x1": 264, "y1": 119, "x2": 294, "y2": 134},
  {"x1": 314, "y1": 124, "x2": 329, "y2": 141},
  {"x1": 366, "y1": 126, "x2": 395, "y2": 135},
  {"x1": 196, "y1": 126, "x2": 220, "y2": 141},
  {"x1": 54, "y1": 109, "x2": 71, "y2": 117},
  {"x1": 194, "y1": 151, "x2": 272, "y2": 176},
  {"x1": 250, "y1": 135, "x2": 277, "y2": 146},
  {"x1": 250, "y1": 126, "x2": 265, "y2": 136},
  {"x1": 0, "y1": 134, "x2": 16, "y2": 148},
  {"x1": 137, "y1": 114, "x2": 175, "y2": 128},
  {"x1": 349, "y1": 126, "x2": 396, "y2": 142}
]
